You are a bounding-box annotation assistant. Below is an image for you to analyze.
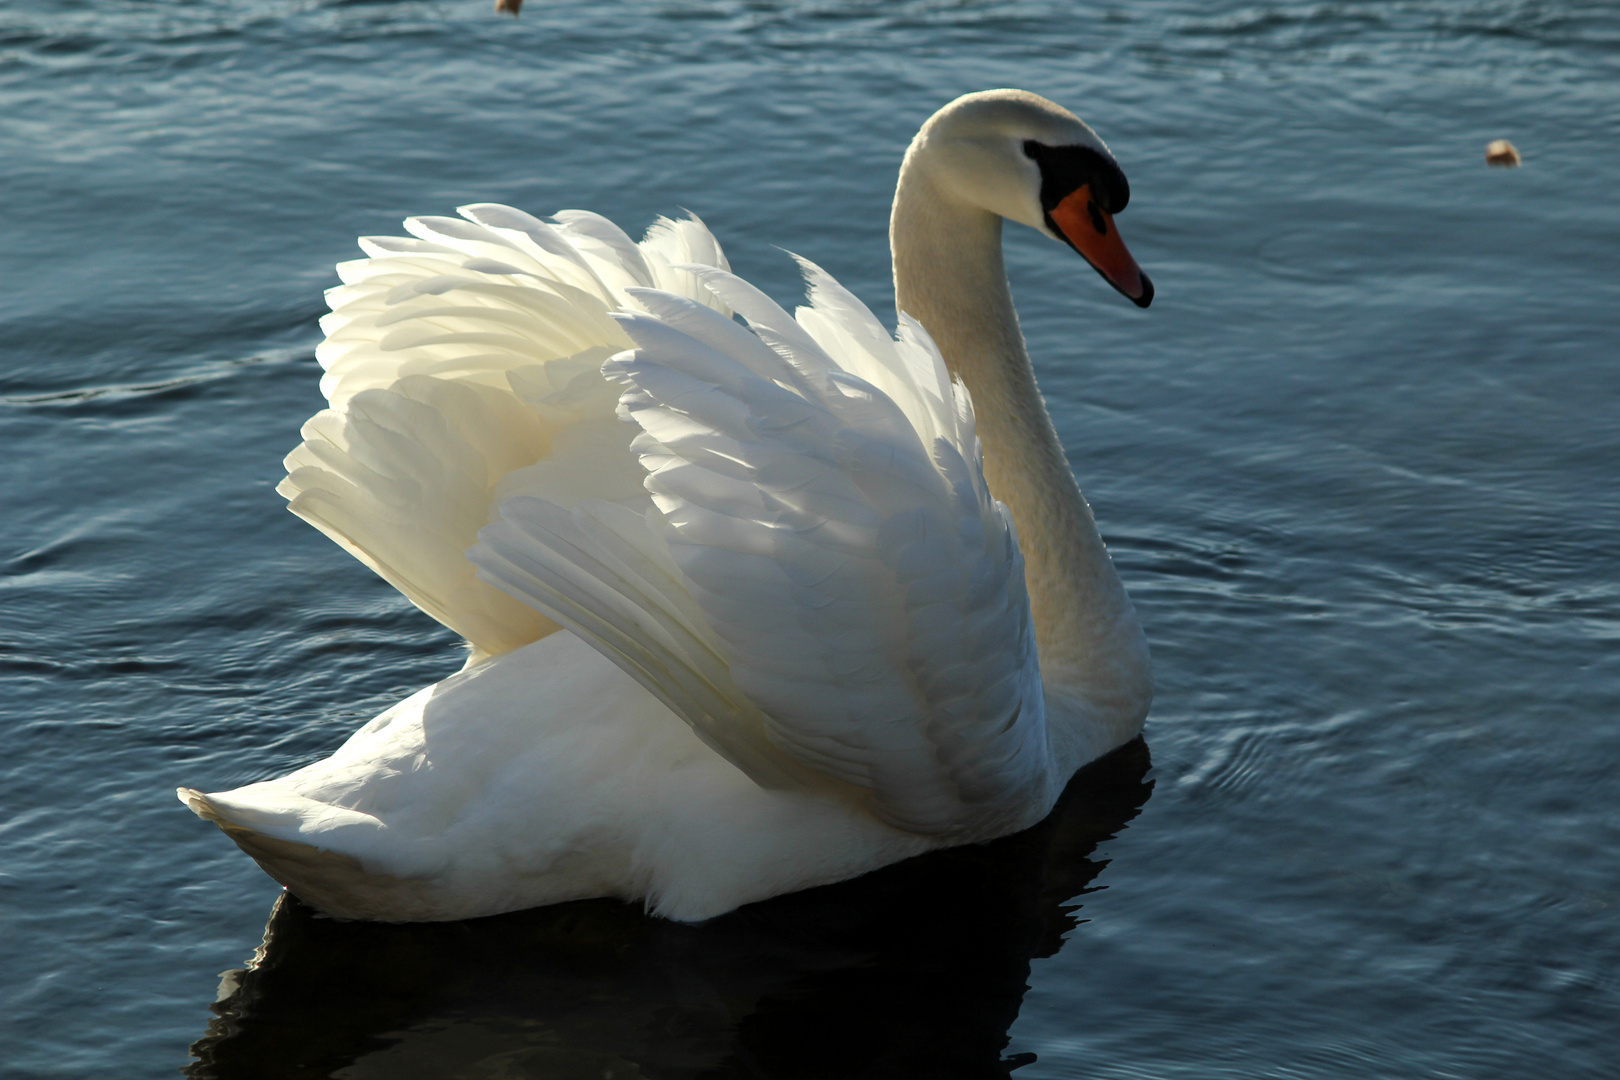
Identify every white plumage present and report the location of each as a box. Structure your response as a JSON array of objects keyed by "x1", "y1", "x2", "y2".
[{"x1": 181, "y1": 89, "x2": 1154, "y2": 921}]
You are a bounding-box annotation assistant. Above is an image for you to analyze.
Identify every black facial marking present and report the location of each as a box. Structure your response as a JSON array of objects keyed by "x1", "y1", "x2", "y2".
[
  {"x1": 1087, "y1": 198, "x2": 1108, "y2": 236},
  {"x1": 1022, "y1": 140, "x2": 1131, "y2": 215},
  {"x1": 1024, "y1": 139, "x2": 1151, "y2": 308}
]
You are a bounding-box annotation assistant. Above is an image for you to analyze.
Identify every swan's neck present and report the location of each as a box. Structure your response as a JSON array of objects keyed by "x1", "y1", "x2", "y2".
[{"x1": 890, "y1": 162, "x2": 1151, "y2": 762}]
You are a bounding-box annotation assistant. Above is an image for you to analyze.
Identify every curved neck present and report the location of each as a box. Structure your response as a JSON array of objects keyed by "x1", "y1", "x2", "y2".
[{"x1": 890, "y1": 158, "x2": 1151, "y2": 759}]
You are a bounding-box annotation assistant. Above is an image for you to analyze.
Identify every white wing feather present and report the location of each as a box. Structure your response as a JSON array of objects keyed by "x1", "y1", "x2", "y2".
[
  {"x1": 280, "y1": 205, "x2": 732, "y2": 657},
  {"x1": 471, "y1": 260, "x2": 1049, "y2": 837}
]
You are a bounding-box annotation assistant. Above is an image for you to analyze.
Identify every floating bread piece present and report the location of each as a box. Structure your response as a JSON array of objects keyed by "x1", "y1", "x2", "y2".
[{"x1": 1486, "y1": 139, "x2": 1521, "y2": 167}]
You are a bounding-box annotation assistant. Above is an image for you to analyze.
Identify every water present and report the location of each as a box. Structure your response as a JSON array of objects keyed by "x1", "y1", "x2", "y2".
[{"x1": 2, "y1": 1, "x2": 1617, "y2": 1076}]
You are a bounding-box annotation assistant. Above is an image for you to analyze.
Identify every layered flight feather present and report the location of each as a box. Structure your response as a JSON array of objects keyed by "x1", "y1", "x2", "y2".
[
  {"x1": 278, "y1": 205, "x2": 732, "y2": 657},
  {"x1": 471, "y1": 257, "x2": 1050, "y2": 837}
]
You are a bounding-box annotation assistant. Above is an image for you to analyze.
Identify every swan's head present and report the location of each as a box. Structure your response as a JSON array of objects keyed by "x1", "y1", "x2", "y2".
[{"x1": 912, "y1": 89, "x2": 1153, "y2": 308}]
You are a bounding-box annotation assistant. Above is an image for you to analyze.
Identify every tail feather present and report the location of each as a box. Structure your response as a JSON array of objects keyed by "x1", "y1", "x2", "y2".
[{"x1": 178, "y1": 788, "x2": 450, "y2": 922}]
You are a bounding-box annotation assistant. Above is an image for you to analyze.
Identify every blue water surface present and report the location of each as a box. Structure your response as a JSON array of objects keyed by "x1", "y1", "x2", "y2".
[{"x1": 2, "y1": 1, "x2": 1617, "y2": 1077}]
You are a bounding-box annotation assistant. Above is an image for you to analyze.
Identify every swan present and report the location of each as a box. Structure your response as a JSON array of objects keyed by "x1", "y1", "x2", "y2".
[{"x1": 179, "y1": 89, "x2": 1154, "y2": 923}]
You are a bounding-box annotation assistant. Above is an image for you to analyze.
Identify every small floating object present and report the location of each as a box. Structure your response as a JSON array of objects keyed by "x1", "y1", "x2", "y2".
[
  {"x1": 1485, "y1": 139, "x2": 1521, "y2": 167},
  {"x1": 495, "y1": 0, "x2": 522, "y2": 15}
]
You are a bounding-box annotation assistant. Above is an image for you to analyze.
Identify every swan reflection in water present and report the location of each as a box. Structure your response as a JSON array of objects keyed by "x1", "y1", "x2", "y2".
[{"x1": 189, "y1": 740, "x2": 1150, "y2": 1079}]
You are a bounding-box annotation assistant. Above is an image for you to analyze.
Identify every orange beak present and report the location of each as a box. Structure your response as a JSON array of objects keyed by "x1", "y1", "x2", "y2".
[{"x1": 1049, "y1": 184, "x2": 1153, "y2": 308}]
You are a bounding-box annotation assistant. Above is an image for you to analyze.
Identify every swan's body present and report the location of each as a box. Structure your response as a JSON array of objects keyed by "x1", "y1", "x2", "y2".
[{"x1": 181, "y1": 90, "x2": 1154, "y2": 922}]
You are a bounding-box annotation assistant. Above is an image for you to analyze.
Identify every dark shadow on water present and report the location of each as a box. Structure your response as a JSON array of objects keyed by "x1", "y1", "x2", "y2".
[{"x1": 187, "y1": 739, "x2": 1153, "y2": 1080}]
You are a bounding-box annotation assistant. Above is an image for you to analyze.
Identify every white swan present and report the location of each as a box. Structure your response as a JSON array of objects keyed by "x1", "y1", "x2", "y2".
[{"x1": 179, "y1": 89, "x2": 1154, "y2": 922}]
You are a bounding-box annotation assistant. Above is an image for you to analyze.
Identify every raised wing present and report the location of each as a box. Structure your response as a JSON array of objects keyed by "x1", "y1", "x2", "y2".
[
  {"x1": 279, "y1": 206, "x2": 733, "y2": 657},
  {"x1": 471, "y1": 259, "x2": 1050, "y2": 837}
]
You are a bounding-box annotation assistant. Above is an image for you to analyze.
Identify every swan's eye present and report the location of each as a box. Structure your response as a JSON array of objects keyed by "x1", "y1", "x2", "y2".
[{"x1": 1025, "y1": 143, "x2": 1131, "y2": 216}]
